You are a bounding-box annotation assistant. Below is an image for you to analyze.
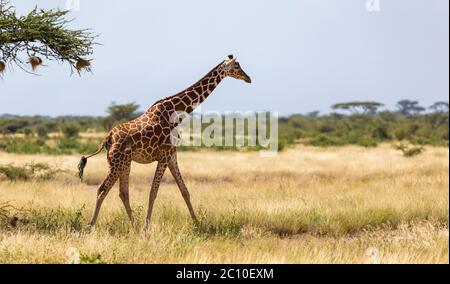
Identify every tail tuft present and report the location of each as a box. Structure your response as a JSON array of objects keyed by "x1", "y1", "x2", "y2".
[{"x1": 78, "y1": 156, "x2": 87, "y2": 181}]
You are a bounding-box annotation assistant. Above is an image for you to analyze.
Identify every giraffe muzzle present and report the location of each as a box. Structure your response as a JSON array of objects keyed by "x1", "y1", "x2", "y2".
[{"x1": 241, "y1": 71, "x2": 252, "y2": 83}]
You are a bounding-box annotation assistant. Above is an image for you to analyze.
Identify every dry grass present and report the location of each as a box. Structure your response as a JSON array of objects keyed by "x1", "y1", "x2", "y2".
[{"x1": 0, "y1": 144, "x2": 448, "y2": 263}]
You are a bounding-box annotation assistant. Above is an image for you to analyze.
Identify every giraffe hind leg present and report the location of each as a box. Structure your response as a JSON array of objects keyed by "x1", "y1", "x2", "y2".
[
  {"x1": 118, "y1": 165, "x2": 136, "y2": 230},
  {"x1": 88, "y1": 167, "x2": 121, "y2": 227}
]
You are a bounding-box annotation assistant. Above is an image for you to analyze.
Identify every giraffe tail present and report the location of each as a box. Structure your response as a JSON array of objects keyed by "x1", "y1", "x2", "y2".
[
  {"x1": 77, "y1": 156, "x2": 88, "y2": 181},
  {"x1": 78, "y1": 138, "x2": 108, "y2": 182}
]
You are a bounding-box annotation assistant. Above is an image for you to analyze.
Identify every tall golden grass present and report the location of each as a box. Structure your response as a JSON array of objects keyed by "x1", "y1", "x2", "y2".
[{"x1": 0, "y1": 144, "x2": 448, "y2": 263}]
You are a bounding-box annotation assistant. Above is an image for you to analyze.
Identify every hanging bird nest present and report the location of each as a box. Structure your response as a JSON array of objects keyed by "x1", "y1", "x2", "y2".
[
  {"x1": 0, "y1": 61, "x2": 5, "y2": 75},
  {"x1": 75, "y1": 59, "x2": 91, "y2": 73},
  {"x1": 27, "y1": 56, "x2": 43, "y2": 71}
]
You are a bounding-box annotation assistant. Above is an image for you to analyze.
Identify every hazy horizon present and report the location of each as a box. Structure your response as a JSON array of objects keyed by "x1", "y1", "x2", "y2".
[{"x1": 0, "y1": 0, "x2": 448, "y2": 116}]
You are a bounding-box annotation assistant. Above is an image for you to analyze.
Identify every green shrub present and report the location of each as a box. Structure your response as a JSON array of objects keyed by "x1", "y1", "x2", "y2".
[
  {"x1": 22, "y1": 127, "x2": 33, "y2": 137},
  {"x1": 394, "y1": 127, "x2": 408, "y2": 141},
  {"x1": 0, "y1": 162, "x2": 58, "y2": 181},
  {"x1": 36, "y1": 126, "x2": 48, "y2": 139},
  {"x1": 307, "y1": 135, "x2": 344, "y2": 147},
  {"x1": 36, "y1": 139, "x2": 46, "y2": 146},
  {"x1": 0, "y1": 164, "x2": 30, "y2": 181},
  {"x1": 57, "y1": 138, "x2": 98, "y2": 154},
  {"x1": 394, "y1": 144, "x2": 425, "y2": 157},
  {"x1": 61, "y1": 124, "x2": 80, "y2": 139},
  {"x1": 4, "y1": 140, "x2": 42, "y2": 154},
  {"x1": 371, "y1": 122, "x2": 391, "y2": 140},
  {"x1": 76, "y1": 142, "x2": 99, "y2": 154},
  {"x1": 408, "y1": 136, "x2": 446, "y2": 147},
  {"x1": 57, "y1": 138, "x2": 80, "y2": 150},
  {"x1": 80, "y1": 253, "x2": 106, "y2": 264},
  {"x1": 0, "y1": 137, "x2": 99, "y2": 155},
  {"x1": 27, "y1": 206, "x2": 87, "y2": 233},
  {"x1": 355, "y1": 137, "x2": 378, "y2": 148}
]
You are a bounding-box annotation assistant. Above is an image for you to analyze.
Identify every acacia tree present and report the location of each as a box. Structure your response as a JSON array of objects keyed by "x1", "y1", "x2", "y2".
[
  {"x1": 101, "y1": 102, "x2": 141, "y2": 130},
  {"x1": 331, "y1": 101, "x2": 384, "y2": 115},
  {"x1": 0, "y1": 0, "x2": 97, "y2": 76},
  {"x1": 429, "y1": 101, "x2": 449, "y2": 113},
  {"x1": 428, "y1": 101, "x2": 449, "y2": 129},
  {"x1": 396, "y1": 100, "x2": 426, "y2": 115}
]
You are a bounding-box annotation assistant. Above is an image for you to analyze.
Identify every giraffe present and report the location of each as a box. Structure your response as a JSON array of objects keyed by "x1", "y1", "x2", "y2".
[{"x1": 78, "y1": 55, "x2": 251, "y2": 230}]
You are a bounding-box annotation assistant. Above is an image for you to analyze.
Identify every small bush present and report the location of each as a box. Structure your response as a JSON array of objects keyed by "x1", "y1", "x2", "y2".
[
  {"x1": 57, "y1": 138, "x2": 98, "y2": 154},
  {"x1": 22, "y1": 127, "x2": 33, "y2": 137},
  {"x1": 0, "y1": 202, "x2": 28, "y2": 228},
  {"x1": 356, "y1": 137, "x2": 378, "y2": 148},
  {"x1": 0, "y1": 165, "x2": 30, "y2": 181},
  {"x1": 307, "y1": 135, "x2": 344, "y2": 147},
  {"x1": 0, "y1": 163, "x2": 59, "y2": 181},
  {"x1": 394, "y1": 143, "x2": 425, "y2": 157},
  {"x1": 61, "y1": 124, "x2": 80, "y2": 139},
  {"x1": 371, "y1": 123, "x2": 391, "y2": 140},
  {"x1": 36, "y1": 126, "x2": 48, "y2": 139},
  {"x1": 0, "y1": 137, "x2": 99, "y2": 155},
  {"x1": 80, "y1": 253, "x2": 106, "y2": 264},
  {"x1": 57, "y1": 138, "x2": 80, "y2": 150},
  {"x1": 27, "y1": 206, "x2": 87, "y2": 233},
  {"x1": 409, "y1": 136, "x2": 447, "y2": 147},
  {"x1": 3, "y1": 139, "x2": 42, "y2": 154}
]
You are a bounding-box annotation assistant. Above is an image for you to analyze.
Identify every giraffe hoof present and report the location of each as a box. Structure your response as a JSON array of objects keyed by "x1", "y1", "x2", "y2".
[
  {"x1": 142, "y1": 227, "x2": 151, "y2": 236},
  {"x1": 192, "y1": 218, "x2": 200, "y2": 227},
  {"x1": 130, "y1": 224, "x2": 139, "y2": 234},
  {"x1": 85, "y1": 224, "x2": 95, "y2": 232}
]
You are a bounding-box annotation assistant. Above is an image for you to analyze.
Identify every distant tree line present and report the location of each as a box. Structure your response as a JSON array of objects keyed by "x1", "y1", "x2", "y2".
[
  {"x1": 280, "y1": 100, "x2": 448, "y2": 147},
  {"x1": 0, "y1": 100, "x2": 448, "y2": 152},
  {"x1": 0, "y1": 102, "x2": 141, "y2": 136}
]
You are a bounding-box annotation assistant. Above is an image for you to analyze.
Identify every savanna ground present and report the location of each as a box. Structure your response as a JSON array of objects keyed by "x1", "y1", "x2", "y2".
[{"x1": 0, "y1": 145, "x2": 448, "y2": 264}]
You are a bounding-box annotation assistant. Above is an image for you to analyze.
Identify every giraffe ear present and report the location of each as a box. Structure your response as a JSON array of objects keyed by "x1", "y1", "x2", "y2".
[{"x1": 228, "y1": 54, "x2": 234, "y2": 60}]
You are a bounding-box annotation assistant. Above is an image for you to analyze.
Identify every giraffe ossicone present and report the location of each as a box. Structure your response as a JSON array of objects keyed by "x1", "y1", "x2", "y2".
[{"x1": 78, "y1": 55, "x2": 251, "y2": 230}]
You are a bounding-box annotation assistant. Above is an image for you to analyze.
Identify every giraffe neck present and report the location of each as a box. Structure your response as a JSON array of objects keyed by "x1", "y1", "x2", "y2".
[{"x1": 158, "y1": 61, "x2": 226, "y2": 115}]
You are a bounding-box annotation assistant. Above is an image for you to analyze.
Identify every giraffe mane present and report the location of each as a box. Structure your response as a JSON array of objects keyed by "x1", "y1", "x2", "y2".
[{"x1": 150, "y1": 60, "x2": 225, "y2": 107}]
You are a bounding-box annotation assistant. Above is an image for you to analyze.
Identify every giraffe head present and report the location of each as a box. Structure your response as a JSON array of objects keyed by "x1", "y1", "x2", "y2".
[{"x1": 223, "y1": 55, "x2": 252, "y2": 84}]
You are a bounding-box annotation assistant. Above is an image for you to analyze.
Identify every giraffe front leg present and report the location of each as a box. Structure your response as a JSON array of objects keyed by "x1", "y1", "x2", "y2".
[
  {"x1": 144, "y1": 161, "x2": 168, "y2": 231},
  {"x1": 168, "y1": 154, "x2": 198, "y2": 224}
]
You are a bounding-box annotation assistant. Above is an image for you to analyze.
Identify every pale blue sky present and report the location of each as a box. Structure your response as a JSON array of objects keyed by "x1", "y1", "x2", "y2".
[{"x1": 0, "y1": 0, "x2": 448, "y2": 116}]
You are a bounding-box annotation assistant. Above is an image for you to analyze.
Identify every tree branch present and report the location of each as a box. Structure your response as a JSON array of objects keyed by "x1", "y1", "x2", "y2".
[{"x1": 0, "y1": 0, "x2": 98, "y2": 75}]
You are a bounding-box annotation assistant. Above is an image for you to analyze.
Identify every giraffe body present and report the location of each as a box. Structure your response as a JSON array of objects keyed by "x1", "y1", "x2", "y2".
[{"x1": 78, "y1": 55, "x2": 251, "y2": 230}]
